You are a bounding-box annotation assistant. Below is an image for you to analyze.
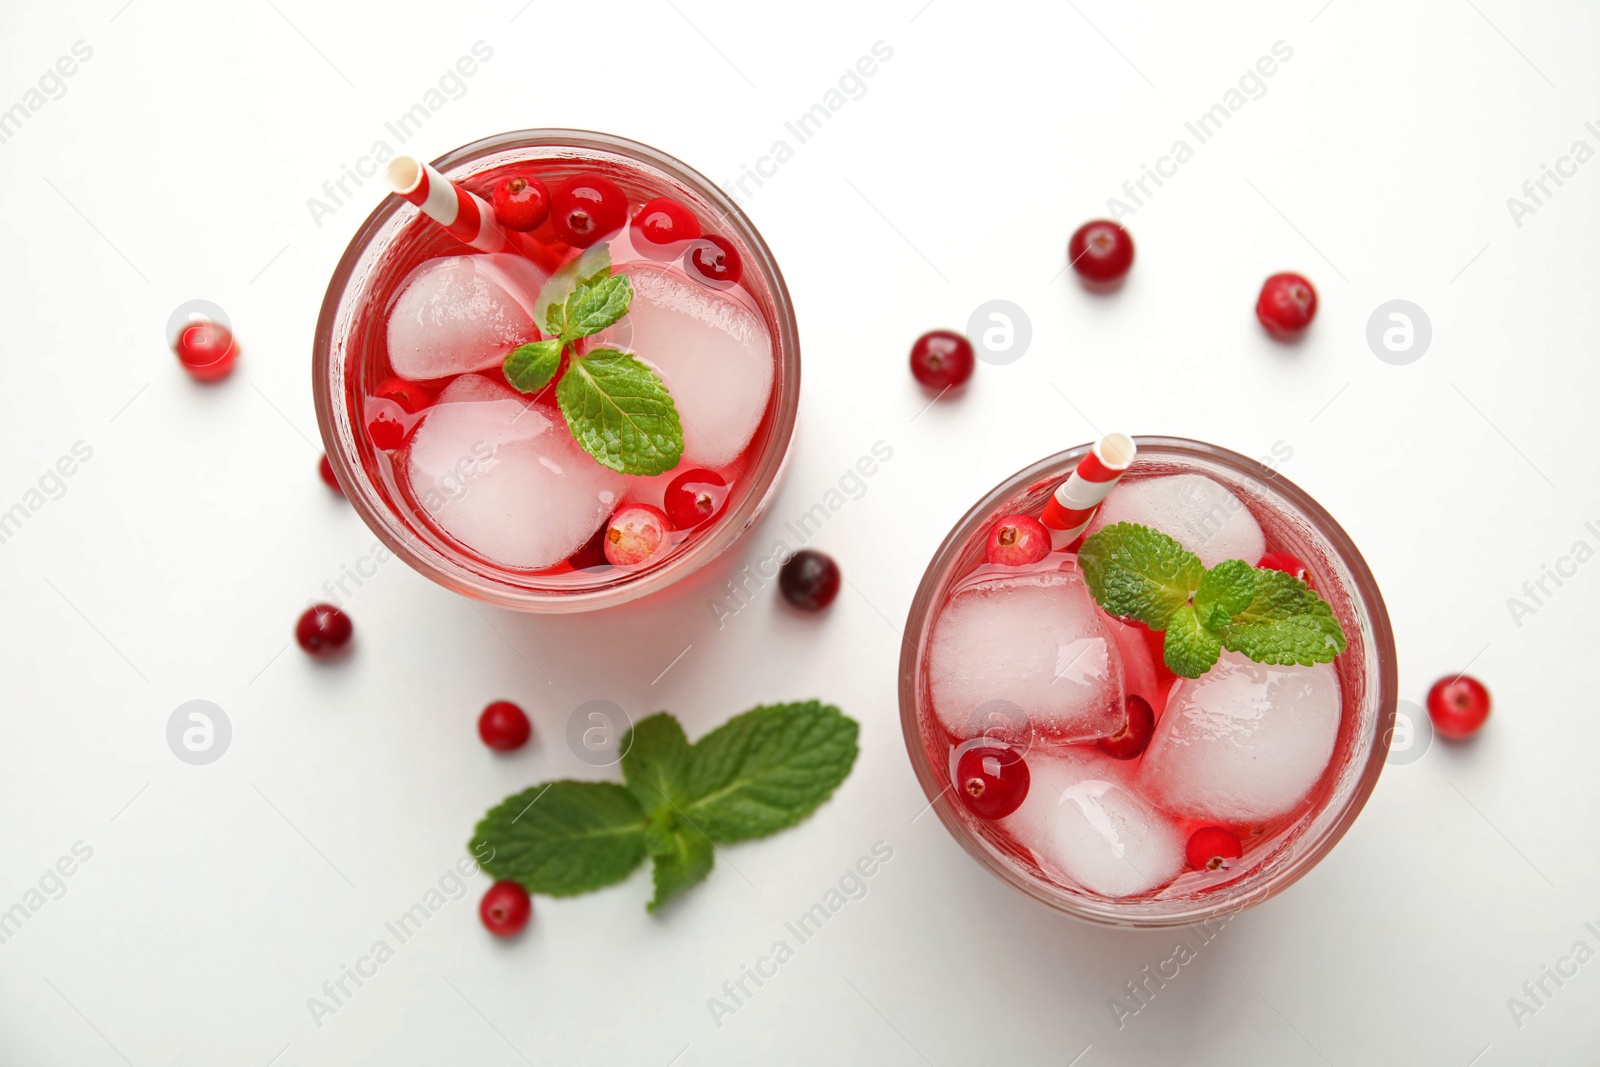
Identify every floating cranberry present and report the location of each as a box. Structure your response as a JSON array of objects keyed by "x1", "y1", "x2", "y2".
[
  {"x1": 955, "y1": 746, "x2": 1031, "y2": 820},
  {"x1": 686, "y1": 235, "x2": 743, "y2": 287},
  {"x1": 1097, "y1": 695, "x2": 1155, "y2": 760},
  {"x1": 604, "y1": 504, "x2": 670, "y2": 566},
  {"x1": 373, "y1": 376, "x2": 434, "y2": 414},
  {"x1": 986, "y1": 514, "x2": 1051, "y2": 566},
  {"x1": 663, "y1": 468, "x2": 730, "y2": 530},
  {"x1": 1186, "y1": 826, "x2": 1243, "y2": 872},
  {"x1": 550, "y1": 172, "x2": 628, "y2": 248},
  {"x1": 632, "y1": 197, "x2": 701, "y2": 256},
  {"x1": 1258, "y1": 551, "x2": 1312, "y2": 588},
  {"x1": 492, "y1": 175, "x2": 551, "y2": 232}
]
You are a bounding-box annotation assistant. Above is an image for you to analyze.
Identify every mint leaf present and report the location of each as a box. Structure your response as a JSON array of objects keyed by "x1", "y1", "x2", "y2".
[
  {"x1": 1078, "y1": 522, "x2": 1205, "y2": 629},
  {"x1": 534, "y1": 245, "x2": 612, "y2": 332},
  {"x1": 556, "y1": 348, "x2": 685, "y2": 475},
  {"x1": 648, "y1": 822, "x2": 714, "y2": 913},
  {"x1": 1163, "y1": 604, "x2": 1222, "y2": 678},
  {"x1": 471, "y1": 781, "x2": 647, "y2": 897},
  {"x1": 560, "y1": 273, "x2": 633, "y2": 339},
  {"x1": 1193, "y1": 559, "x2": 1256, "y2": 631},
  {"x1": 502, "y1": 337, "x2": 564, "y2": 394},
  {"x1": 621, "y1": 713, "x2": 692, "y2": 813},
  {"x1": 680, "y1": 701, "x2": 859, "y2": 843},
  {"x1": 1215, "y1": 567, "x2": 1348, "y2": 666}
]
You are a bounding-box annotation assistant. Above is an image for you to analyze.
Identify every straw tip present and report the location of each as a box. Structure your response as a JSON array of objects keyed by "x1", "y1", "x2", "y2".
[
  {"x1": 1100, "y1": 433, "x2": 1137, "y2": 469},
  {"x1": 386, "y1": 156, "x2": 422, "y2": 194}
]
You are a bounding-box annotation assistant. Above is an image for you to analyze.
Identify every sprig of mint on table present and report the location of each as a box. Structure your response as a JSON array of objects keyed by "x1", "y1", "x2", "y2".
[
  {"x1": 471, "y1": 701, "x2": 859, "y2": 913},
  {"x1": 1078, "y1": 522, "x2": 1347, "y2": 679},
  {"x1": 501, "y1": 246, "x2": 685, "y2": 476}
]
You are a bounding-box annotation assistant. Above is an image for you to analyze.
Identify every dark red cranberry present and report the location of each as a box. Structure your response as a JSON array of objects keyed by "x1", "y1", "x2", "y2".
[
  {"x1": 567, "y1": 527, "x2": 611, "y2": 571},
  {"x1": 686, "y1": 235, "x2": 743, "y2": 287},
  {"x1": 663, "y1": 468, "x2": 730, "y2": 530},
  {"x1": 1097, "y1": 695, "x2": 1155, "y2": 760},
  {"x1": 909, "y1": 330, "x2": 975, "y2": 390},
  {"x1": 550, "y1": 173, "x2": 628, "y2": 248},
  {"x1": 1256, "y1": 272, "x2": 1317, "y2": 338},
  {"x1": 1427, "y1": 675, "x2": 1491, "y2": 740},
  {"x1": 479, "y1": 881, "x2": 532, "y2": 937},
  {"x1": 478, "y1": 701, "x2": 532, "y2": 752},
  {"x1": 1186, "y1": 826, "x2": 1243, "y2": 872},
  {"x1": 491, "y1": 175, "x2": 551, "y2": 232},
  {"x1": 374, "y1": 377, "x2": 434, "y2": 413},
  {"x1": 366, "y1": 401, "x2": 408, "y2": 451},
  {"x1": 631, "y1": 197, "x2": 701, "y2": 256},
  {"x1": 1258, "y1": 551, "x2": 1312, "y2": 588},
  {"x1": 1067, "y1": 220, "x2": 1135, "y2": 283},
  {"x1": 295, "y1": 604, "x2": 352, "y2": 658},
  {"x1": 175, "y1": 322, "x2": 238, "y2": 381},
  {"x1": 318, "y1": 455, "x2": 342, "y2": 494},
  {"x1": 778, "y1": 550, "x2": 840, "y2": 611},
  {"x1": 955, "y1": 746, "x2": 1031, "y2": 820}
]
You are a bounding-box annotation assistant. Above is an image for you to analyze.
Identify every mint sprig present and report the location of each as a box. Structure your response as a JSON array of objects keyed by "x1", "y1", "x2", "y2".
[
  {"x1": 1079, "y1": 522, "x2": 1348, "y2": 678},
  {"x1": 471, "y1": 701, "x2": 858, "y2": 913},
  {"x1": 502, "y1": 255, "x2": 685, "y2": 476}
]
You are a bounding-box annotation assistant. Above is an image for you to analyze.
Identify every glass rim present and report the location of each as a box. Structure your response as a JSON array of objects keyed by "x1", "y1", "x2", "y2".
[
  {"x1": 896, "y1": 436, "x2": 1398, "y2": 927},
  {"x1": 312, "y1": 129, "x2": 800, "y2": 612}
]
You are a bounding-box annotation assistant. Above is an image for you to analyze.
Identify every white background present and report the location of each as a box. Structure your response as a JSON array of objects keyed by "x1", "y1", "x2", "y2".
[{"x1": 2, "y1": 1, "x2": 1597, "y2": 1063}]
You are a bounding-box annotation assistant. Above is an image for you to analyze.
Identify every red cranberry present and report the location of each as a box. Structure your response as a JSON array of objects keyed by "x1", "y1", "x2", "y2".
[
  {"x1": 318, "y1": 455, "x2": 342, "y2": 495},
  {"x1": 1256, "y1": 272, "x2": 1318, "y2": 338},
  {"x1": 1097, "y1": 695, "x2": 1155, "y2": 760},
  {"x1": 1067, "y1": 220, "x2": 1134, "y2": 283},
  {"x1": 686, "y1": 235, "x2": 743, "y2": 287},
  {"x1": 909, "y1": 330, "x2": 975, "y2": 390},
  {"x1": 1427, "y1": 675, "x2": 1491, "y2": 740},
  {"x1": 778, "y1": 550, "x2": 840, "y2": 611},
  {"x1": 1186, "y1": 826, "x2": 1243, "y2": 871},
  {"x1": 175, "y1": 321, "x2": 238, "y2": 381},
  {"x1": 631, "y1": 197, "x2": 701, "y2": 256},
  {"x1": 955, "y1": 746, "x2": 1030, "y2": 820},
  {"x1": 478, "y1": 701, "x2": 532, "y2": 752},
  {"x1": 295, "y1": 604, "x2": 352, "y2": 658},
  {"x1": 374, "y1": 376, "x2": 434, "y2": 413},
  {"x1": 366, "y1": 401, "x2": 408, "y2": 451},
  {"x1": 985, "y1": 514, "x2": 1051, "y2": 566},
  {"x1": 1258, "y1": 551, "x2": 1312, "y2": 588},
  {"x1": 663, "y1": 468, "x2": 730, "y2": 530},
  {"x1": 479, "y1": 881, "x2": 531, "y2": 937},
  {"x1": 567, "y1": 527, "x2": 611, "y2": 571},
  {"x1": 604, "y1": 504, "x2": 670, "y2": 566},
  {"x1": 491, "y1": 175, "x2": 551, "y2": 232},
  {"x1": 550, "y1": 173, "x2": 628, "y2": 248}
]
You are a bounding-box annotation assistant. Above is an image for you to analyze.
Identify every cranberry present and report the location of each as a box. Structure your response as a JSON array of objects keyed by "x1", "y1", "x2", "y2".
[
  {"x1": 604, "y1": 504, "x2": 670, "y2": 566},
  {"x1": 479, "y1": 881, "x2": 531, "y2": 937},
  {"x1": 631, "y1": 197, "x2": 701, "y2": 256},
  {"x1": 478, "y1": 700, "x2": 532, "y2": 752},
  {"x1": 1427, "y1": 675, "x2": 1491, "y2": 740},
  {"x1": 374, "y1": 376, "x2": 434, "y2": 413},
  {"x1": 295, "y1": 604, "x2": 352, "y2": 658},
  {"x1": 1097, "y1": 695, "x2": 1155, "y2": 760},
  {"x1": 1258, "y1": 551, "x2": 1312, "y2": 588},
  {"x1": 778, "y1": 550, "x2": 840, "y2": 611},
  {"x1": 985, "y1": 514, "x2": 1051, "y2": 566},
  {"x1": 318, "y1": 455, "x2": 342, "y2": 495},
  {"x1": 908, "y1": 330, "x2": 975, "y2": 390},
  {"x1": 567, "y1": 527, "x2": 611, "y2": 571},
  {"x1": 491, "y1": 174, "x2": 551, "y2": 232},
  {"x1": 955, "y1": 746, "x2": 1030, "y2": 820},
  {"x1": 175, "y1": 321, "x2": 238, "y2": 381},
  {"x1": 686, "y1": 235, "x2": 743, "y2": 287},
  {"x1": 1186, "y1": 826, "x2": 1243, "y2": 872},
  {"x1": 1067, "y1": 220, "x2": 1134, "y2": 283},
  {"x1": 366, "y1": 402, "x2": 408, "y2": 451},
  {"x1": 1256, "y1": 272, "x2": 1318, "y2": 338},
  {"x1": 663, "y1": 468, "x2": 730, "y2": 530},
  {"x1": 550, "y1": 172, "x2": 628, "y2": 248}
]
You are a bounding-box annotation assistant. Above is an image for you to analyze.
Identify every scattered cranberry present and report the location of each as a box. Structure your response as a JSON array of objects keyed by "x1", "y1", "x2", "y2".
[
  {"x1": 985, "y1": 514, "x2": 1051, "y2": 566},
  {"x1": 478, "y1": 700, "x2": 533, "y2": 752},
  {"x1": 1186, "y1": 826, "x2": 1243, "y2": 872},
  {"x1": 778, "y1": 550, "x2": 840, "y2": 611},
  {"x1": 295, "y1": 604, "x2": 352, "y2": 658},
  {"x1": 374, "y1": 376, "x2": 434, "y2": 414},
  {"x1": 1258, "y1": 551, "x2": 1312, "y2": 588},
  {"x1": 1067, "y1": 220, "x2": 1135, "y2": 283},
  {"x1": 174, "y1": 321, "x2": 238, "y2": 381},
  {"x1": 550, "y1": 172, "x2": 628, "y2": 248},
  {"x1": 663, "y1": 468, "x2": 730, "y2": 530},
  {"x1": 604, "y1": 504, "x2": 669, "y2": 566},
  {"x1": 1427, "y1": 675, "x2": 1491, "y2": 740},
  {"x1": 686, "y1": 235, "x2": 743, "y2": 287},
  {"x1": 479, "y1": 881, "x2": 532, "y2": 938},
  {"x1": 908, "y1": 330, "x2": 975, "y2": 390},
  {"x1": 1256, "y1": 272, "x2": 1318, "y2": 338},
  {"x1": 632, "y1": 197, "x2": 701, "y2": 256},
  {"x1": 955, "y1": 745, "x2": 1031, "y2": 820},
  {"x1": 1097, "y1": 695, "x2": 1155, "y2": 760},
  {"x1": 318, "y1": 455, "x2": 342, "y2": 495},
  {"x1": 491, "y1": 175, "x2": 551, "y2": 232}
]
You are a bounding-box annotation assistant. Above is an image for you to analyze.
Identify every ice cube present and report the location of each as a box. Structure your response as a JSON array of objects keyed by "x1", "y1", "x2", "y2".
[
  {"x1": 386, "y1": 254, "x2": 547, "y2": 381},
  {"x1": 1105, "y1": 615, "x2": 1169, "y2": 709},
  {"x1": 1003, "y1": 750, "x2": 1185, "y2": 898},
  {"x1": 1138, "y1": 651, "x2": 1341, "y2": 823},
  {"x1": 404, "y1": 373, "x2": 625, "y2": 569},
  {"x1": 1086, "y1": 474, "x2": 1266, "y2": 569},
  {"x1": 594, "y1": 262, "x2": 774, "y2": 467},
  {"x1": 927, "y1": 570, "x2": 1124, "y2": 743}
]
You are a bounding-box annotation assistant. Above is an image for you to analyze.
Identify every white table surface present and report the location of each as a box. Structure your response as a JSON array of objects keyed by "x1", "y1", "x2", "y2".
[{"x1": 3, "y1": 1, "x2": 1597, "y2": 1063}]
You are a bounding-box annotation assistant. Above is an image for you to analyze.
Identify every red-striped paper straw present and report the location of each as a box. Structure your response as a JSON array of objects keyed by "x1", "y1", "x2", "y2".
[
  {"x1": 1041, "y1": 433, "x2": 1137, "y2": 549},
  {"x1": 386, "y1": 156, "x2": 507, "y2": 253}
]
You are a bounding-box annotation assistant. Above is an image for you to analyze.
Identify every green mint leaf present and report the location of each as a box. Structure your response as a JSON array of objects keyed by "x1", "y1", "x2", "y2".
[
  {"x1": 643, "y1": 808, "x2": 679, "y2": 856},
  {"x1": 679, "y1": 701, "x2": 859, "y2": 843},
  {"x1": 1079, "y1": 522, "x2": 1206, "y2": 629},
  {"x1": 621, "y1": 713, "x2": 692, "y2": 814},
  {"x1": 535, "y1": 245, "x2": 613, "y2": 334},
  {"x1": 556, "y1": 348, "x2": 685, "y2": 475},
  {"x1": 1162, "y1": 604, "x2": 1222, "y2": 678},
  {"x1": 561, "y1": 273, "x2": 633, "y2": 339},
  {"x1": 1193, "y1": 559, "x2": 1257, "y2": 631},
  {"x1": 648, "y1": 823, "x2": 714, "y2": 913},
  {"x1": 502, "y1": 337, "x2": 564, "y2": 394},
  {"x1": 1214, "y1": 567, "x2": 1348, "y2": 666},
  {"x1": 471, "y1": 781, "x2": 647, "y2": 897}
]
